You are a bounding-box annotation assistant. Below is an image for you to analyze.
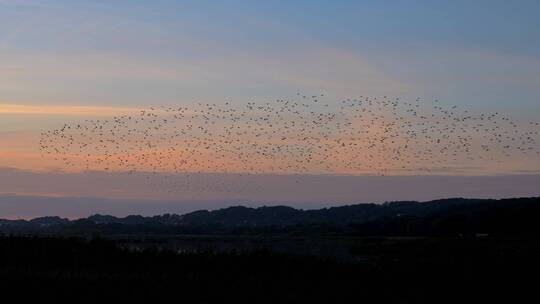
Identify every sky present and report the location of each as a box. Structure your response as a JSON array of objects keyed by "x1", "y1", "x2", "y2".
[{"x1": 1, "y1": 1, "x2": 540, "y2": 217}]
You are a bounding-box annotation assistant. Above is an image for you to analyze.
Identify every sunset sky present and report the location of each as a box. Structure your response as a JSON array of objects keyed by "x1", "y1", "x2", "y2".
[{"x1": 1, "y1": 1, "x2": 540, "y2": 218}]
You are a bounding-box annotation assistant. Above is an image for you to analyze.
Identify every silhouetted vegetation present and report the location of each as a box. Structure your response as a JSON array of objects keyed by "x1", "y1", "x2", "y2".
[
  {"x1": 0, "y1": 235, "x2": 538, "y2": 303},
  {"x1": 1, "y1": 197, "x2": 539, "y2": 236},
  {"x1": 1, "y1": 198, "x2": 540, "y2": 302}
]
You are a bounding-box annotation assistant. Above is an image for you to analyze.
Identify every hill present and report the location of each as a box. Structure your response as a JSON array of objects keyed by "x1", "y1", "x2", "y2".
[{"x1": 0, "y1": 197, "x2": 539, "y2": 236}]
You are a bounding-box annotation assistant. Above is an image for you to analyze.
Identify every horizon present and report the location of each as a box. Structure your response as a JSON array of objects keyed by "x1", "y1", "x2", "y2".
[
  {"x1": 1, "y1": 196, "x2": 538, "y2": 221},
  {"x1": 1, "y1": 166, "x2": 540, "y2": 218}
]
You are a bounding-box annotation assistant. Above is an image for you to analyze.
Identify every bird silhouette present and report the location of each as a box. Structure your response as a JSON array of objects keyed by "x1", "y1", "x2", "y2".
[{"x1": 39, "y1": 94, "x2": 540, "y2": 194}]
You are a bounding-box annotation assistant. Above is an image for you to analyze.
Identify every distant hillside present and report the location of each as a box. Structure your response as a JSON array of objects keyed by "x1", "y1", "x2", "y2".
[{"x1": 0, "y1": 197, "x2": 539, "y2": 236}]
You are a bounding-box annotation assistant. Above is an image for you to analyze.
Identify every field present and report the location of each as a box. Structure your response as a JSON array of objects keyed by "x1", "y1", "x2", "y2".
[{"x1": 0, "y1": 235, "x2": 538, "y2": 303}]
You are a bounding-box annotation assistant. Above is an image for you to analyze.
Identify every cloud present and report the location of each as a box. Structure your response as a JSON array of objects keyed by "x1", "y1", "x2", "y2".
[
  {"x1": 1, "y1": 167, "x2": 539, "y2": 218},
  {"x1": 0, "y1": 44, "x2": 410, "y2": 105},
  {"x1": 0, "y1": 103, "x2": 142, "y2": 116},
  {"x1": 190, "y1": 46, "x2": 412, "y2": 98}
]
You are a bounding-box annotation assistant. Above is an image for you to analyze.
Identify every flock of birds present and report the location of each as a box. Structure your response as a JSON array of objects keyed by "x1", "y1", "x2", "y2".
[{"x1": 39, "y1": 94, "x2": 540, "y2": 194}]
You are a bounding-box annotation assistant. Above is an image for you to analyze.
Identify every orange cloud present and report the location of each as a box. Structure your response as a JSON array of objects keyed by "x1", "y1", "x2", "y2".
[{"x1": 0, "y1": 103, "x2": 142, "y2": 116}]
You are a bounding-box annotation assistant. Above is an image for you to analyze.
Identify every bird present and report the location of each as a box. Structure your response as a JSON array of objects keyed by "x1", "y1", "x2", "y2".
[{"x1": 39, "y1": 94, "x2": 540, "y2": 195}]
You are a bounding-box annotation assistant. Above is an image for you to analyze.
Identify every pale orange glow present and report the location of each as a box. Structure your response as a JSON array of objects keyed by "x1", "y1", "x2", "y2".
[
  {"x1": 1, "y1": 100, "x2": 539, "y2": 176},
  {"x1": 0, "y1": 191, "x2": 74, "y2": 198},
  {"x1": 0, "y1": 103, "x2": 142, "y2": 116}
]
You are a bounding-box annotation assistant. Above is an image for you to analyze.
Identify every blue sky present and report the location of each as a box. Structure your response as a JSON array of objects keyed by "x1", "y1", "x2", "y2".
[{"x1": 1, "y1": 0, "x2": 539, "y2": 113}]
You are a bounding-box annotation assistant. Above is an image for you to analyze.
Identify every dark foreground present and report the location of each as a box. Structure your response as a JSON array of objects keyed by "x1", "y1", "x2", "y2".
[{"x1": 0, "y1": 235, "x2": 538, "y2": 303}]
